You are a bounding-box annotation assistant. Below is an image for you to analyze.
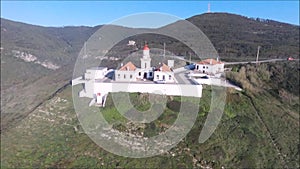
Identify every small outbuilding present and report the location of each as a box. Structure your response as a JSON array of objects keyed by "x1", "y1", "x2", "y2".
[
  {"x1": 153, "y1": 63, "x2": 175, "y2": 83},
  {"x1": 195, "y1": 58, "x2": 224, "y2": 76},
  {"x1": 85, "y1": 67, "x2": 108, "y2": 80}
]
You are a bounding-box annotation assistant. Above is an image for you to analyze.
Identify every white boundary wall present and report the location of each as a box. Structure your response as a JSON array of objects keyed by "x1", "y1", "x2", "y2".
[{"x1": 93, "y1": 82, "x2": 202, "y2": 98}]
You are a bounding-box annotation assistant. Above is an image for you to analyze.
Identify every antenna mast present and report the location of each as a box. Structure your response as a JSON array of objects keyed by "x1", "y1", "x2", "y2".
[{"x1": 208, "y1": 2, "x2": 211, "y2": 13}]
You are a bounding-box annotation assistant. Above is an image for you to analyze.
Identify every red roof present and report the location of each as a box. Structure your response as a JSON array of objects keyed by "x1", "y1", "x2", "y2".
[
  {"x1": 159, "y1": 63, "x2": 172, "y2": 72},
  {"x1": 197, "y1": 59, "x2": 223, "y2": 65},
  {"x1": 143, "y1": 44, "x2": 149, "y2": 50},
  {"x1": 119, "y1": 62, "x2": 137, "y2": 71}
]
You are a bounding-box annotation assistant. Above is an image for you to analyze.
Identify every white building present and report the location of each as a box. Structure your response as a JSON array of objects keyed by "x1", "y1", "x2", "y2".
[
  {"x1": 77, "y1": 67, "x2": 108, "y2": 99},
  {"x1": 114, "y1": 62, "x2": 137, "y2": 82},
  {"x1": 195, "y1": 58, "x2": 224, "y2": 76},
  {"x1": 139, "y1": 44, "x2": 154, "y2": 79},
  {"x1": 84, "y1": 67, "x2": 108, "y2": 80},
  {"x1": 115, "y1": 44, "x2": 170, "y2": 82},
  {"x1": 153, "y1": 63, "x2": 175, "y2": 83}
]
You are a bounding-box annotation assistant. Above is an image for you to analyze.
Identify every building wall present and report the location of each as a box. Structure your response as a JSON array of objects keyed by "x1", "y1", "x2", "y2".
[
  {"x1": 114, "y1": 70, "x2": 136, "y2": 82},
  {"x1": 94, "y1": 68, "x2": 108, "y2": 79},
  {"x1": 79, "y1": 80, "x2": 94, "y2": 98},
  {"x1": 93, "y1": 82, "x2": 202, "y2": 98},
  {"x1": 137, "y1": 69, "x2": 154, "y2": 79},
  {"x1": 85, "y1": 68, "x2": 108, "y2": 80},
  {"x1": 195, "y1": 63, "x2": 224, "y2": 75},
  {"x1": 153, "y1": 71, "x2": 175, "y2": 83},
  {"x1": 141, "y1": 58, "x2": 151, "y2": 69}
]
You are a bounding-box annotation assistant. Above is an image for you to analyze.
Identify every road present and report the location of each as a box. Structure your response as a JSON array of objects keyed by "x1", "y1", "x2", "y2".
[
  {"x1": 224, "y1": 58, "x2": 287, "y2": 65},
  {"x1": 169, "y1": 55, "x2": 295, "y2": 65},
  {"x1": 174, "y1": 68, "x2": 197, "y2": 85}
]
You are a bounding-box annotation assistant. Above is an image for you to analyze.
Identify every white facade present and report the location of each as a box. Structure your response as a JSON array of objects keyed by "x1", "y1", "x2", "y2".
[
  {"x1": 78, "y1": 67, "x2": 109, "y2": 99},
  {"x1": 153, "y1": 71, "x2": 175, "y2": 83},
  {"x1": 167, "y1": 60, "x2": 174, "y2": 68},
  {"x1": 93, "y1": 82, "x2": 202, "y2": 98},
  {"x1": 115, "y1": 70, "x2": 136, "y2": 82},
  {"x1": 195, "y1": 59, "x2": 224, "y2": 75},
  {"x1": 115, "y1": 44, "x2": 156, "y2": 82},
  {"x1": 153, "y1": 63, "x2": 175, "y2": 83},
  {"x1": 140, "y1": 45, "x2": 151, "y2": 69},
  {"x1": 137, "y1": 68, "x2": 154, "y2": 80},
  {"x1": 85, "y1": 67, "x2": 108, "y2": 80}
]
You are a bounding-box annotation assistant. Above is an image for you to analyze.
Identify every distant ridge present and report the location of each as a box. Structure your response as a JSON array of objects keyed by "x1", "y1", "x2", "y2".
[
  {"x1": 187, "y1": 12, "x2": 299, "y2": 59},
  {"x1": 1, "y1": 12, "x2": 298, "y2": 63},
  {"x1": 1, "y1": 13, "x2": 299, "y2": 131}
]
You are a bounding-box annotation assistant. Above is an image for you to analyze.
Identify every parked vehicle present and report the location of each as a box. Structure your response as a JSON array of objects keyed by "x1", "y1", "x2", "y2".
[{"x1": 155, "y1": 80, "x2": 166, "y2": 84}]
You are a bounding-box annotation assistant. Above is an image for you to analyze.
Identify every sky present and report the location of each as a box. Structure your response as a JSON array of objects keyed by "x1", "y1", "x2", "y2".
[{"x1": 1, "y1": 1, "x2": 299, "y2": 27}]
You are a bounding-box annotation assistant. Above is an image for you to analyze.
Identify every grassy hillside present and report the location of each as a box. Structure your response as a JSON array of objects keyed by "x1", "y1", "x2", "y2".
[
  {"x1": 1, "y1": 13, "x2": 299, "y2": 168},
  {"x1": 1, "y1": 18, "x2": 97, "y2": 65},
  {"x1": 1, "y1": 61, "x2": 299, "y2": 168},
  {"x1": 0, "y1": 19, "x2": 97, "y2": 131}
]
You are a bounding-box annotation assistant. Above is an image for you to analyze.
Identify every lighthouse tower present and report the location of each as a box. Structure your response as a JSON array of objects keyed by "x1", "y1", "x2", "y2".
[{"x1": 141, "y1": 44, "x2": 151, "y2": 69}]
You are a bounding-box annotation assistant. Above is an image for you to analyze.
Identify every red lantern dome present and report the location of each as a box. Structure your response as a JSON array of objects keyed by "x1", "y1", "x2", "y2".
[{"x1": 143, "y1": 44, "x2": 149, "y2": 50}]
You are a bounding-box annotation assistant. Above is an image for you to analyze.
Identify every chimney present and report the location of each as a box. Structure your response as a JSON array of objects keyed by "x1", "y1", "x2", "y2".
[
  {"x1": 217, "y1": 56, "x2": 219, "y2": 62},
  {"x1": 210, "y1": 59, "x2": 212, "y2": 64},
  {"x1": 121, "y1": 63, "x2": 123, "y2": 67},
  {"x1": 126, "y1": 66, "x2": 129, "y2": 71}
]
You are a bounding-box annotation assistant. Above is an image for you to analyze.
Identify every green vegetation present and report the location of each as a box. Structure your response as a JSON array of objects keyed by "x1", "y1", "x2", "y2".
[
  {"x1": 226, "y1": 62, "x2": 299, "y2": 96},
  {"x1": 2, "y1": 61, "x2": 299, "y2": 168},
  {"x1": 188, "y1": 13, "x2": 299, "y2": 60},
  {"x1": 1, "y1": 13, "x2": 299, "y2": 168}
]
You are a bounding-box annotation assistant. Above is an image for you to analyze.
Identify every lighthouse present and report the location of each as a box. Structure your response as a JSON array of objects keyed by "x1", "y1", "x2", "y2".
[{"x1": 141, "y1": 44, "x2": 151, "y2": 69}]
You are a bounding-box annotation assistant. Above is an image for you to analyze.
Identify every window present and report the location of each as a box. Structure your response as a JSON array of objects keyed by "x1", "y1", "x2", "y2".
[
  {"x1": 206, "y1": 66, "x2": 208, "y2": 69},
  {"x1": 169, "y1": 75, "x2": 172, "y2": 80},
  {"x1": 149, "y1": 72, "x2": 153, "y2": 77},
  {"x1": 138, "y1": 72, "x2": 141, "y2": 76},
  {"x1": 124, "y1": 74, "x2": 126, "y2": 79},
  {"x1": 156, "y1": 75, "x2": 159, "y2": 79},
  {"x1": 118, "y1": 74, "x2": 120, "y2": 79},
  {"x1": 130, "y1": 74, "x2": 133, "y2": 79},
  {"x1": 203, "y1": 66, "x2": 205, "y2": 69}
]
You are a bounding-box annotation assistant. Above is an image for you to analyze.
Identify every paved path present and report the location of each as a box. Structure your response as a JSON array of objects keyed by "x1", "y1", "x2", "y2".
[
  {"x1": 168, "y1": 55, "x2": 293, "y2": 66},
  {"x1": 175, "y1": 72, "x2": 192, "y2": 85},
  {"x1": 224, "y1": 59, "x2": 286, "y2": 65},
  {"x1": 174, "y1": 69, "x2": 198, "y2": 85}
]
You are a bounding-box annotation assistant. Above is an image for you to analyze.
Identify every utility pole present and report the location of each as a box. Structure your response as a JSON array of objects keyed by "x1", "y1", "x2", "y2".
[
  {"x1": 256, "y1": 46, "x2": 261, "y2": 66},
  {"x1": 163, "y1": 42, "x2": 166, "y2": 58},
  {"x1": 84, "y1": 41, "x2": 86, "y2": 55}
]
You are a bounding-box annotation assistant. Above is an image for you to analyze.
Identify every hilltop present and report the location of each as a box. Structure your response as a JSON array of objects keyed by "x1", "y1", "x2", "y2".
[
  {"x1": 1, "y1": 11, "x2": 299, "y2": 135},
  {"x1": 0, "y1": 12, "x2": 299, "y2": 168},
  {"x1": 1, "y1": 61, "x2": 299, "y2": 168},
  {"x1": 188, "y1": 13, "x2": 299, "y2": 59}
]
